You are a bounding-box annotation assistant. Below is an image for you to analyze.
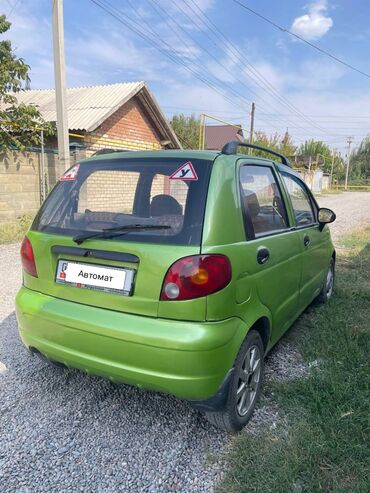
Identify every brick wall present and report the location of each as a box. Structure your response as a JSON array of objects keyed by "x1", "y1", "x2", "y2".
[
  {"x1": 0, "y1": 150, "x2": 80, "y2": 224},
  {"x1": 87, "y1": 96, "x2": 163, "y2": 152}
]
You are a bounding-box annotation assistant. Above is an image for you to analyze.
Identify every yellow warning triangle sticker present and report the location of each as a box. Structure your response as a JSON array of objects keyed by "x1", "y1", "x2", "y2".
[{"x1": 169, "y1": 161, "x2": 198, "y2": 181}]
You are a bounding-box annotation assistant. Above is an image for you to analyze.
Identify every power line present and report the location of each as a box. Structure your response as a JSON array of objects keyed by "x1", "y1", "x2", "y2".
[
  {"x1": 89, "y1": 0, "x2": 357, "y2": 141},
  {"x1": 89, "y1": 0, "x2": 258, "y2": 114},
  {"x1": 147, "y1": 0, "x2": 274, "y2": 115},
  {"x1": 6, "y1": 0, "x2": 22, "y2": 18},
  {"x1": 183, "y1": 0, "x2": 331, "y2": 135},
  {"x1": 91, "y1": 0, "x2": 324, "y2": 137},
  {"x1": 232, "y1": 0, "x2": 370, "y2": 80}
]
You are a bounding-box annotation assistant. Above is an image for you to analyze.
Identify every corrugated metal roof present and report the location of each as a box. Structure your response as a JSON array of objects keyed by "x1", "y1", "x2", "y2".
[
  {"x1": 13, "y1": 82, "x2": 145, "y2": 132},
  {"x1": 205, "y1": 124, "x2": 244, "y2": 150}
]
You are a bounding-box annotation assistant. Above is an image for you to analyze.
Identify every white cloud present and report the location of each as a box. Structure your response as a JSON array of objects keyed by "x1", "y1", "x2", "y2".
[
  {"x1": 290, "y1": 0, "x2": 333, "y2": 40},
  {"x1": 284, "y1": 58, "x2": 345, "y2": 90}
]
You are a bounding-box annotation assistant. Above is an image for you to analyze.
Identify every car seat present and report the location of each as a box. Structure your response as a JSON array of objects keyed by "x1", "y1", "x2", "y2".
[{"x1": 150, "y1": 194, "x2": 183, "y2": 234}]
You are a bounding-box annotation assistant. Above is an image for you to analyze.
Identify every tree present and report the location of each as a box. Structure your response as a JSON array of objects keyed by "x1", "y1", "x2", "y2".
[
  {"x1": 170, "y1": 113, "x2": 200, "y2": 149},
  {"x1": 298, "y1": 139, "x2": 329, "y2": 170},
  {"x1": 298, "y1": 139, "x2": 331, "y2": 159},
  {"x1": 249, "y1": 130, "x2": 297, "y2": 159},
  {"x1": 349, "y1": 135, "x2": 370, "y2": 182},
  {"x1": 0, "y1": 15, "x2": 52, "y2": 149}
]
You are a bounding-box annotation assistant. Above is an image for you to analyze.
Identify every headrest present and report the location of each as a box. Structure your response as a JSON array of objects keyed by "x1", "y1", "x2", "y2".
[
  {"x1": 150, "y1": 194, "x2": 183, "y2": 217},
  {"x1": 244, "y1": 190, "x2": 260, "y2": 217}
]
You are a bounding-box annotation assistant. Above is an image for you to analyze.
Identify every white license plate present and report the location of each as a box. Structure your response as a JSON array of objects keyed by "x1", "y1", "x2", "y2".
[{"x1": 55, "y1": 260, "x2": 134, "y2": 295}]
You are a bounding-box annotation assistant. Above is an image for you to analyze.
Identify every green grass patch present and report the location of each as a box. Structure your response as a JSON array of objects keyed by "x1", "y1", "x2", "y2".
[
  {"x1": 218, "y1": 227, "x2": 370, "y2": 493},
  {"x1": 0, "y1": 214, "x2": 33, "y2": 244}
]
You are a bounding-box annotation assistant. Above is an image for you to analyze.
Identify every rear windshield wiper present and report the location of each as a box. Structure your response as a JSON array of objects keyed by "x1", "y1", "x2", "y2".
[{"x1": 73, "y1": 224, "x2": 171, "y2": 245}]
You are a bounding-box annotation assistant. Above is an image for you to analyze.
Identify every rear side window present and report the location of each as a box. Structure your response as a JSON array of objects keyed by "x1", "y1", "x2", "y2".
[
  {"x1": 33, "y1": 158, "x2": 212, "y2": 245},
  {"x1": 240, "y1": 165, "x2": 288, "y2": 237},
  {"x1": 282, "y1": 173, "x2": 316, "y2": 226}
]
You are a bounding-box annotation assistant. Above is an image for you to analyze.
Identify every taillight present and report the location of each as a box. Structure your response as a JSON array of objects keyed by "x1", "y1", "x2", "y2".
[
  {"x1": 161, "y1": 255, "x2": 232, "y2": 301},
  {"x1": 20, "y1": 237, "x2": 38, "y2": 277}
]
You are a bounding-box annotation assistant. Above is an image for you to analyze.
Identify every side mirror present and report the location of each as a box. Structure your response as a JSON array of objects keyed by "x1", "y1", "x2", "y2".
[{"x1": 318, "y1": 207, "x2": 336, "y2": 231}]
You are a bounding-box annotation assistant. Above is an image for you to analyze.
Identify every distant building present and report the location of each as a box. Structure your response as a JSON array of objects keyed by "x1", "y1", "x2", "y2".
[
  {"x1": 204, "y1": 124, "x2": 244, "y2": 150},
  {"x1": 12, "y1": 81, "x2": 181, "y2": 153}
]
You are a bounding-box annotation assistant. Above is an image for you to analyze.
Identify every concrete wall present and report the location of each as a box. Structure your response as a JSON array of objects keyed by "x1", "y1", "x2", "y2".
[{"x1": 0, "y1": 150, "x2": 82, "y2": 224}]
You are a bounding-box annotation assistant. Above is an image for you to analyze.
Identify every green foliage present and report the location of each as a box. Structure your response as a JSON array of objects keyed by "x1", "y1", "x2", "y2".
[
  {"x1": 0, "y1": 213, "x2": 33, "y2": 244},
  {"x1": 170, "y1": 113, "x2": 200, "y2": 149},
  {"x1": 349, "y1": 135, "x2": 370, "y2": 182},
  {"x1": 299, "y1": 139, "x2": 331, "y2": 158},
  {"x1": 298, "y1": 139, "x2": 345, "y2": 175},
  {"x1": 0, "y1": 15, "x2": 53, "y2": 149},
  {"x1": 218, "y1": 227, "x2": 370, "y2": 493},
  {"x1": 248, "y1": 130, "x2": 297, "y2": 160}
]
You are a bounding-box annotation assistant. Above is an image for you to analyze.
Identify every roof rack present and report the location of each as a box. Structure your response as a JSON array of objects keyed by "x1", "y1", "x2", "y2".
[{"x1": 221, "y1": 141, "x2": 291, "y2": 167}]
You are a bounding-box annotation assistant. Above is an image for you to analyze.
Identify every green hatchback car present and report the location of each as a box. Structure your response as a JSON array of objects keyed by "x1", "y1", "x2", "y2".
[{"x1": 16, "y1": 141, "x2": 336, "y2": 431}]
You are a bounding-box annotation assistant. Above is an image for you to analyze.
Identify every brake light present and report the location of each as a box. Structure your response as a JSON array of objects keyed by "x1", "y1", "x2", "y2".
[
  {"x1": 20, "y1": 237, "x2": 38, "y2": 277},
  {"x1": 161, "y1": 255, "x2": 231, "y2": 301}
]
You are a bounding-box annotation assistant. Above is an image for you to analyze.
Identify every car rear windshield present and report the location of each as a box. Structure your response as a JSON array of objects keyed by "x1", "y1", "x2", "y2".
[{"x1": 32, "y1": 157, "x2": 213, "y2": 245}]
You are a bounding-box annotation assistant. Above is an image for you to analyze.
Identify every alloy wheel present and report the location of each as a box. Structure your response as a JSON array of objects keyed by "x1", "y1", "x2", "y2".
[
  {"x1": 236, "y1": 345, "x2": 262, "y2": 417},
  {"x1": 326, "y1": 264, "x2": 334, "y2": 298}
]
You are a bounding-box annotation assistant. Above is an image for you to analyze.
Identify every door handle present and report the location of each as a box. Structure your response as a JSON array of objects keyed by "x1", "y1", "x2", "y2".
[
  {"x1": 303, "y1": 234, "x2": 310, "y2": 247},
  {"x1": 257, "y1": 247, "x2": 270, "y2": 265}
]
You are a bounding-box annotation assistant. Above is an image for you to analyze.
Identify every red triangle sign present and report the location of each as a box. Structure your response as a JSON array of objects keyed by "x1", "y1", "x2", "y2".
[{"x1": 169, "y1": 161, "x2": 198, "y2": 181}]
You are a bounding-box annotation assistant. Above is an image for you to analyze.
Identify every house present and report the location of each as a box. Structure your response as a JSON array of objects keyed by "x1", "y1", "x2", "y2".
[
  {"x1": 0, "y1": 82, "x2": 181, "y2": 224},
  {"x1": 204, "y1": 124, "x2": 244, "y2": 150},
  {"x1": 13, "y1": 81, "x2": 181, "y2": 153}
]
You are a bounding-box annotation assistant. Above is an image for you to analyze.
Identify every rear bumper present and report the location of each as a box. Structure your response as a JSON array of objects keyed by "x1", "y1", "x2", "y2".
[{"x1": 15, "y1": 287, "x2": 245, "y2": 401}]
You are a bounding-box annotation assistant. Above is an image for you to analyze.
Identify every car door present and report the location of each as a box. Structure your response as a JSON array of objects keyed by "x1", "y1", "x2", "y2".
[
  {"x1": 238, "y1": 163, "x2": 302, "y2": 345},
  {"x1": 280, "y1": 171, "x2": 329, "y2": 309}
]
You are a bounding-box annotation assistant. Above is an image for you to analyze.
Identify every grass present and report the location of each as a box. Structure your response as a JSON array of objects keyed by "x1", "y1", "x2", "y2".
[
  {"x1": 0, "y1": 214, "x2": 33, "y2": 244},
  {"x1": 218, "y1": 227, "x2": 370, "y2": 493}
]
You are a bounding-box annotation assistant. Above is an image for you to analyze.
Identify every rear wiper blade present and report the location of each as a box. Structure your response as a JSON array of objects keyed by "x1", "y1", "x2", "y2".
[{"x1": 73, "y1": 224, "x2": 171, "y2": 245}]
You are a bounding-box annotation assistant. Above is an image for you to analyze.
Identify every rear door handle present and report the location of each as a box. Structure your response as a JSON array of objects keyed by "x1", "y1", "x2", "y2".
[
  {"x1": 303, "y1": 235, "x2": 310, "y2": 247},
  {"x1": 257, "y1": 247, "x2": 270, "y2": 265}
]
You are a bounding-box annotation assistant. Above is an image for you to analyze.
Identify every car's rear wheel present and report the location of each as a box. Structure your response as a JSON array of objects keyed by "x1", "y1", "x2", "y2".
[
  {"x1": 205, "y1": 329, "x2": 264, "y2": 432},
  {"x1": 317, "y1": 257, "x2": 335, "y2": 303}
]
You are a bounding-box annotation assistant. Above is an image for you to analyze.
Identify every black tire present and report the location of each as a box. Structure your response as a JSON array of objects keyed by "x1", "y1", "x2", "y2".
[
  {"x1": 205, "y1": 329, "x2": 265, "y2": 432},
  {"x1": 317, "y1": 257, "x2": 335, "y2": 304}
]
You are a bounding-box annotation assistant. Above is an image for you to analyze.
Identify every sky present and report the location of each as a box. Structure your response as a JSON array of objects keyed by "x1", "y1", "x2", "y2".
[{"x1": 1, "y1": 0, "x2": 370, "y2": 154}]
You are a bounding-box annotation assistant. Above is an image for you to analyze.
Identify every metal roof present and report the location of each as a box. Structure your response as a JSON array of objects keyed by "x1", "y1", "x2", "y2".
[
  {"x1": 204, "y1": 124, "x2": 244, "y2": 150},
  {"x1": 11, "y1": 82, "x2": 181, "y2": 148}
]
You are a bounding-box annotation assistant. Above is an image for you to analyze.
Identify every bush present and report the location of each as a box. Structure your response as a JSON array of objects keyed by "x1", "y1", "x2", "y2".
[{"x1": 0, "y1": 213, "x2": 33, "y2": 244}]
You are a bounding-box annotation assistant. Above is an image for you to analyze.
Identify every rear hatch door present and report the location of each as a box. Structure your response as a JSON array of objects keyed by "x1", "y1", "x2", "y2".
[{"x1": 26, "y1": 156, "x2": 212, "y2": 318}]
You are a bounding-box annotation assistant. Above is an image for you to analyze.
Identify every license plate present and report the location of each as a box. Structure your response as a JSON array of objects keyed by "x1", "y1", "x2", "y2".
[{"x1": 55, "y1": 260, "x2": 134, "y2": 295}]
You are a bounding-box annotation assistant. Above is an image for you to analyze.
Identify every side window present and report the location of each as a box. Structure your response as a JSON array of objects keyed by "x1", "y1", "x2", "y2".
[
  {"x1": 240, "y1": 165, "x2": 288, "y2": 237},
  {"x1": 282, "y1": 174, "x2": 316, "y2": 226}
]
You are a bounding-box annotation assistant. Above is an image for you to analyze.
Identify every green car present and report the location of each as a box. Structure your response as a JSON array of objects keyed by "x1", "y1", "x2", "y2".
[{"x1": 16, "y1": 141, "x2": 336, "y2": 431}]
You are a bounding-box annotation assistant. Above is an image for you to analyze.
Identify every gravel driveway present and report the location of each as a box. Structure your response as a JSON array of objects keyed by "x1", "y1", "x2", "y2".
[{"x1": 1, "y1": 192, "x2": 369, "y2": 492}]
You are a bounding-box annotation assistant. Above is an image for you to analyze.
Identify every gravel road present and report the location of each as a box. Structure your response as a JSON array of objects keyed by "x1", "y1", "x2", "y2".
[
  {"x1": 317, "y1": 192, "x2": 370, "y2": 242},
  {"x1": 1, "y1": 192, "x2": 369, "y2": 492}
]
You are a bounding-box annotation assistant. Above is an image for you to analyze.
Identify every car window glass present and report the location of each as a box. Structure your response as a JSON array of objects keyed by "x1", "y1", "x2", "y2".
[
  {"x1": 78, "y1": 171, "x2": 140, "y2": 214},
  {"x1": 282, "y1": 174, "x2": 315, "y2": 226},
  {"x1": 150, "y1": 174, "x2": 189, "y2": 212},
  {"x1": 33, "y1": 158, "x2": 212, "y2": 246},
  {"x1": 240, "y1": 165, "x2": 288, "y2": 237}
]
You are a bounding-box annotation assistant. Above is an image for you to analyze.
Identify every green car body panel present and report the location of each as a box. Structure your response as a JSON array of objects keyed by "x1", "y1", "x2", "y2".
[{"x1": 15, "y1": 148, "x2": 335, "y2": 404}]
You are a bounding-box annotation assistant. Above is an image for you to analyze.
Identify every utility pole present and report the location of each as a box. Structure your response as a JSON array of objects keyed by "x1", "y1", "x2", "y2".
[
  {"x1": 52, "y1": 0, "x2": 70, "y2": 171},
  {"x1": 345, "y1": 136, "x2": 354, "y2": 190},
  {"x1": 248, "y1": 102, "x2": 255, "y2": 155}
]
